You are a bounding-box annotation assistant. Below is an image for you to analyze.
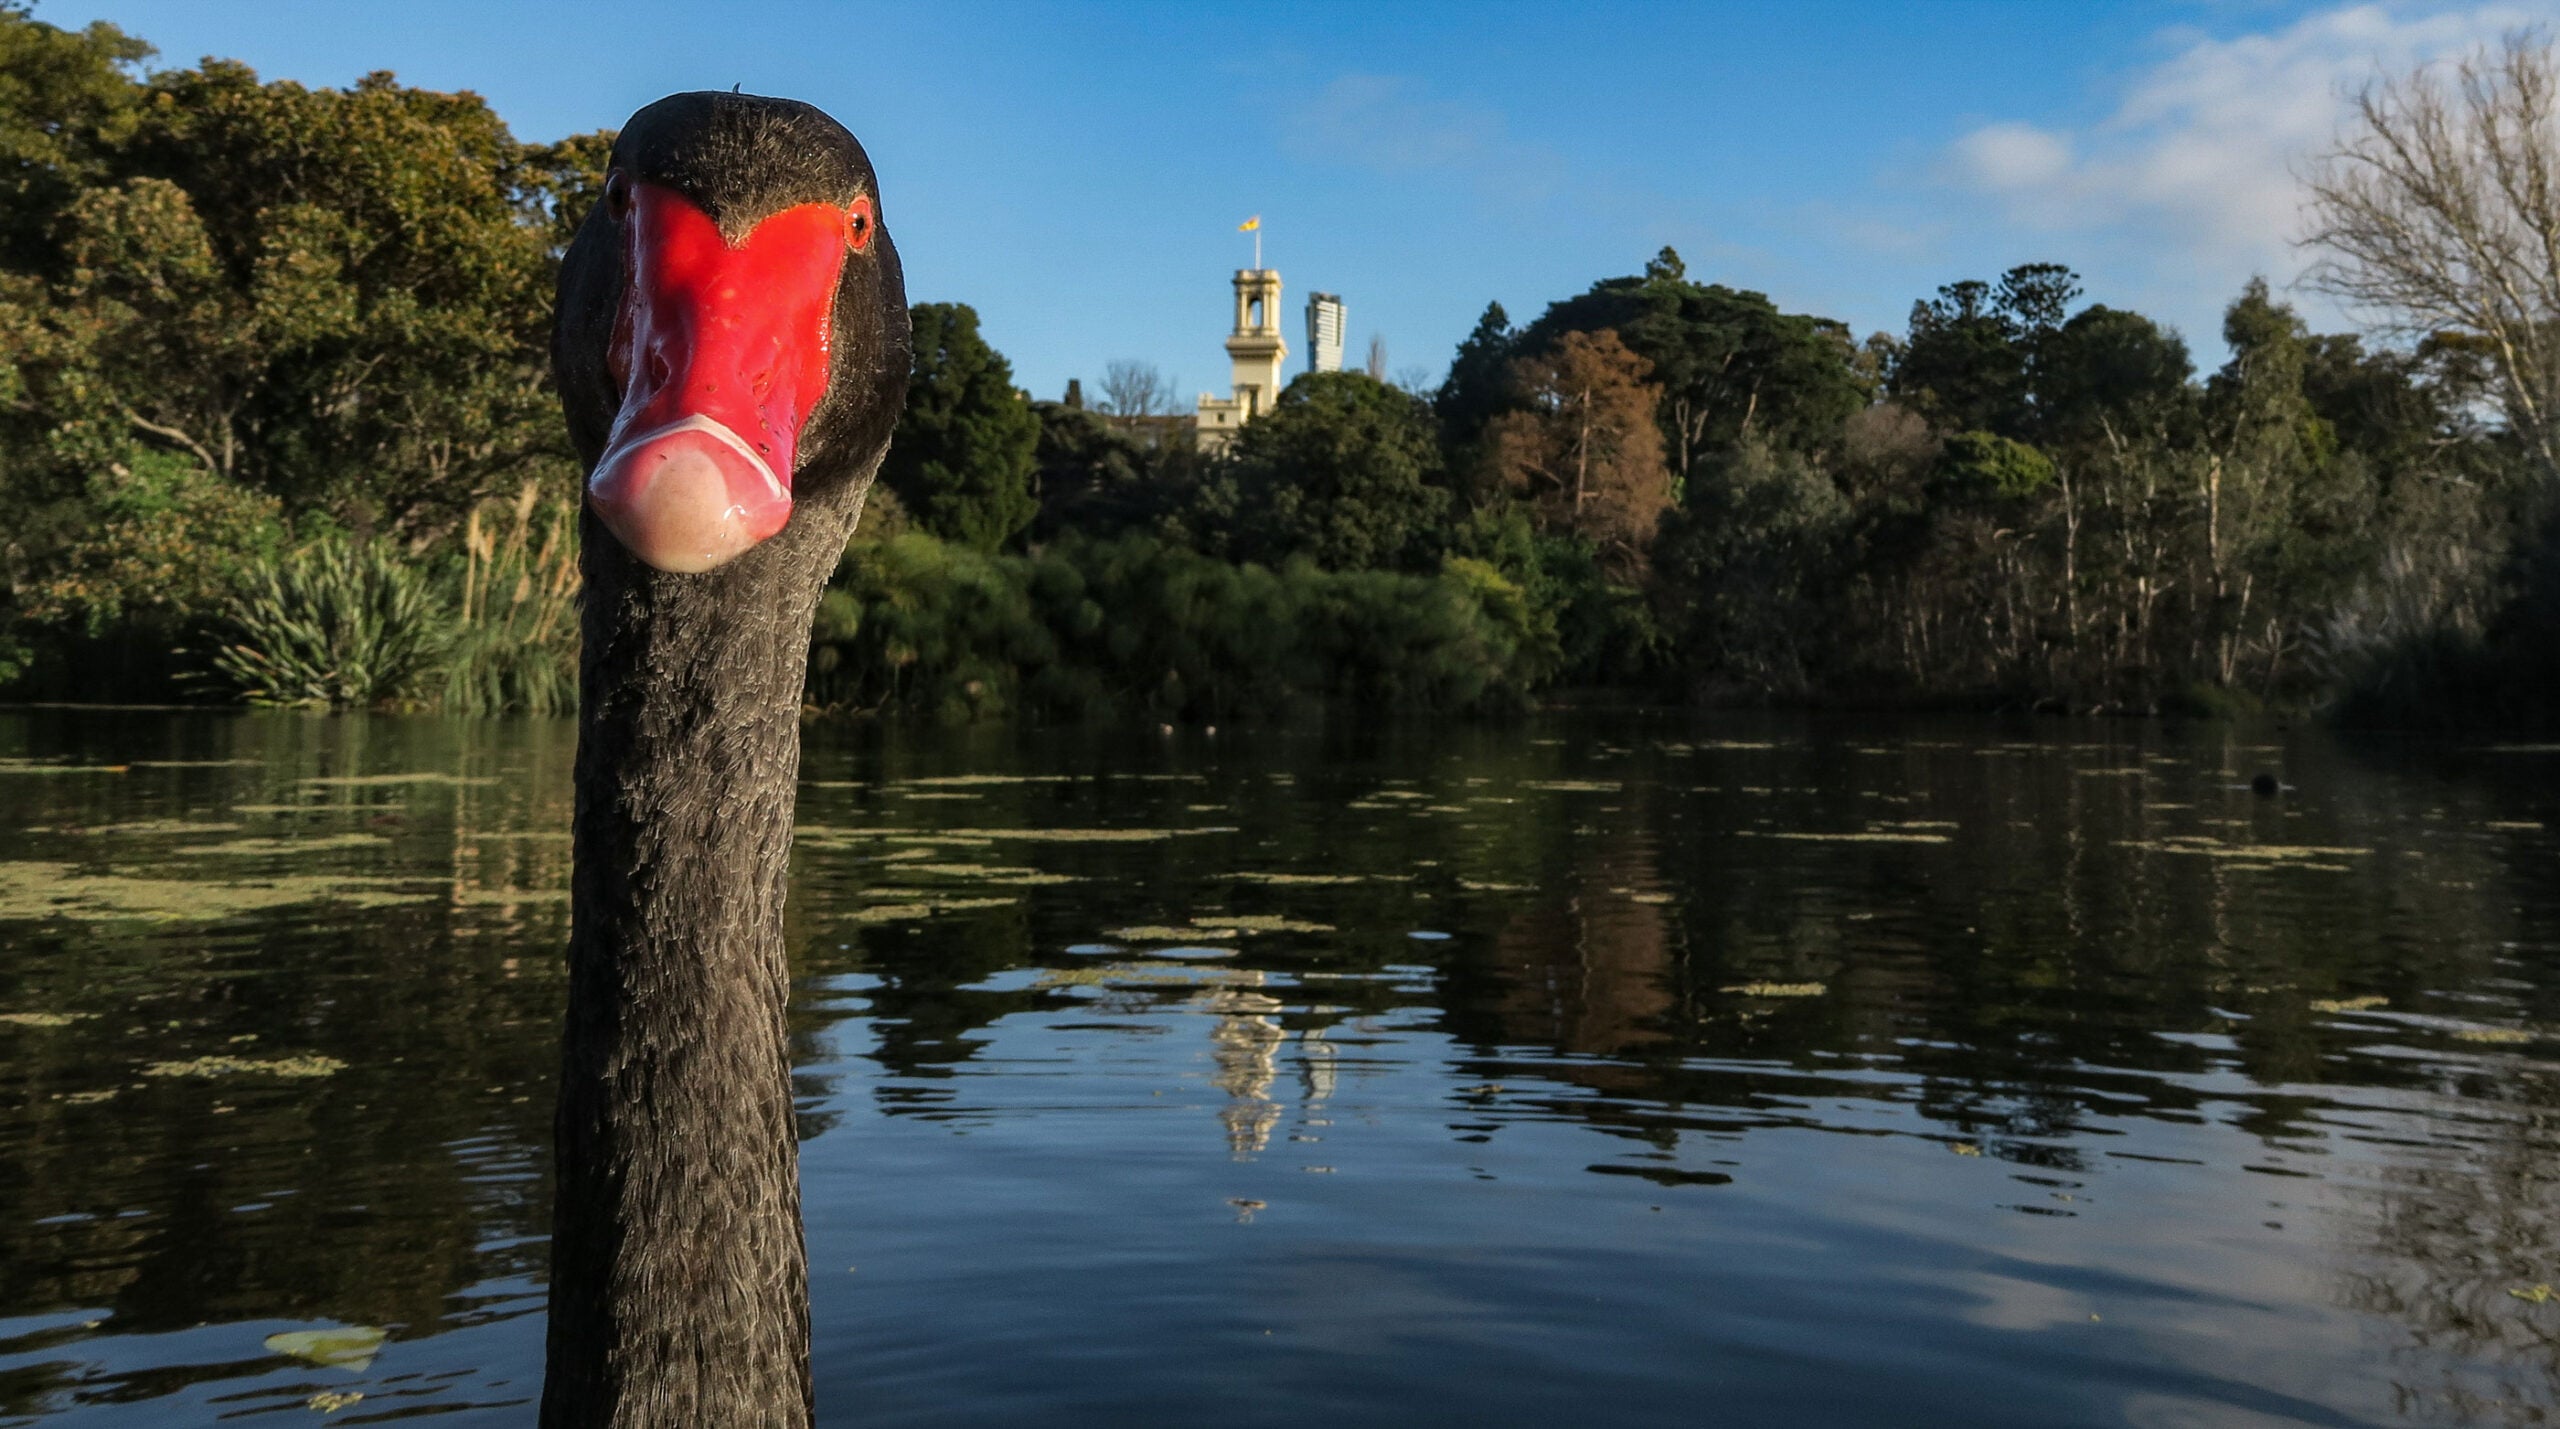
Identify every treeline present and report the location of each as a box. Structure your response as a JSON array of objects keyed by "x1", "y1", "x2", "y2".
[
  {"x1": 2, "y1": 7, "x2": 2553, "y2": 724},
  {"x1": 870, "y1": 250, "x2": 2554, "y2": 723}
]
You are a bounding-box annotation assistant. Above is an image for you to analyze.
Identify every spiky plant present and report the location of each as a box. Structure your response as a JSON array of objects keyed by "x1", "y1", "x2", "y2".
[{"x1": 207, "y1": 534, "x2": 452, "y2": 709}]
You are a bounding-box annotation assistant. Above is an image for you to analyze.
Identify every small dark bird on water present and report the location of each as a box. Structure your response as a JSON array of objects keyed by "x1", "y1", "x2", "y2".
[{"x1": 2251, "y1": 772, "x2": 2280, "y2": 796}]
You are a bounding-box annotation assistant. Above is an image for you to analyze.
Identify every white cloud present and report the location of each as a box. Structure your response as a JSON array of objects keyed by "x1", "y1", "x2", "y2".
[
  {"x1": 1952, "y1": 123, "x2": 2075, "y2": 192},
  {"x1": 1945, "y1": 3, "x2": 2555, "y2": 290}
]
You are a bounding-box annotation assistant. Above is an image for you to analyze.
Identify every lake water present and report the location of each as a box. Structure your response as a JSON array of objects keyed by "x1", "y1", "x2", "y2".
[{"x1": 0, "y1": 708, "x2": 2554, "y2": 1426}]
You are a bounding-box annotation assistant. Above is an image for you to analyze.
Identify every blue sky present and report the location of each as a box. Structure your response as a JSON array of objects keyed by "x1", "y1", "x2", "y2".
[{"x1": 34, "y1": 1, "x2": 2560, "y2": 400}]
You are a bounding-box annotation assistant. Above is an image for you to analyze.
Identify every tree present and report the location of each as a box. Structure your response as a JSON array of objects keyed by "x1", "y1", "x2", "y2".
[
  {"x1": 882, "y1": 302, "x2": 1040, "y2": 553},
  {"x1": 0, "y1": 6, "x2": 152, "y2": 273},
  {"x1": 1434, "y1": 300, "x2": 1517, "y2": 465},
  {"x1": 1098, "y1": 358, "x2": 1176, "y2": 418},
  {"x1": 1, "y1": 57, "x2": 592, "y2": 539},
  {"x1": 1225, "y1": 371, "x2": 1448, "y2": 571},
  {"x1": 1484, "y1": 329, "x2": 1673, "y2": 576},
  {"x1": 1889, "y1": 264, "x2": 2082, "y2": 439},
  {"x1": 2304, "y1": 30, "x2": 2560, "y2": 483},
  {"x1": 1026, "y1": 400, "x2": 1156, "y2": 542},
  {"x1": 1519, "y1": 254, "x2": 1864, "y2": 482}
]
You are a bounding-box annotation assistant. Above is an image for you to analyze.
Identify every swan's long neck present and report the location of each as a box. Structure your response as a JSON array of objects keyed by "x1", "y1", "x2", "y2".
[{"x1": 544, "y1": 511, "x2": 845, "y2": 1429}]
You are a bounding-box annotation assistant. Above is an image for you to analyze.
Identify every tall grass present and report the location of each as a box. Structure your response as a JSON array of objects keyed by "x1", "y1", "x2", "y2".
[
  {"x1": 444, "y1": 483, "x2": 582, "y2": 716},
  {"x1": 206, "y1": 535, "x2": 452, "y2": 709}
]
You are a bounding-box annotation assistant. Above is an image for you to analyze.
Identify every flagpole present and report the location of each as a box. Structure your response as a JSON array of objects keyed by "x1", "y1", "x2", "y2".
[{"x1": 1254, "y1": 226, "x2": 1262, "y2": 270}]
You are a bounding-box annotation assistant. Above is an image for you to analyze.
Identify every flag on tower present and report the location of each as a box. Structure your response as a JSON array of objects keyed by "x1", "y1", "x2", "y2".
[{"x1": 1238, "y1": 215, "x2": 1261, "y2": 232}]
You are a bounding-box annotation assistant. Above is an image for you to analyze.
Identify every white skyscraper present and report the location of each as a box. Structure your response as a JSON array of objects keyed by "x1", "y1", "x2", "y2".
[{"x1": 1306, "y1": 292, "x2": 1345, "y2": 375}]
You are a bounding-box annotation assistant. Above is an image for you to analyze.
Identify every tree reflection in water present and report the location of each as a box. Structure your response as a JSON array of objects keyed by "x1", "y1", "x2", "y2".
[{"x1": 0, "y1": 710, "x2": 2555, "y2": 1424}]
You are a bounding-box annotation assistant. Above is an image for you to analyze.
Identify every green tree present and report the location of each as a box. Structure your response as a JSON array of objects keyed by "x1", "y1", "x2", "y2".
[
  {"x1": 0, "y1": 5, "x2": 151, "y2": 272},
  {"x1": 1890, "y1": 263, "x2": 2083, "y2": 438},
  {"x1": 1519, "y1": 250, "x2": 1864, "y2": 481},
  {"x1": 883, "y1": 302, "x2": 1040, "y2": 553},
  {"x1": 1025, "y1": 399, "x2": 1157, "y2": 543},
  {"x1": 1226, "y1": 371, "x2": 1448, "y2": 571},
  {"x1": 1, "y1": 57, "x2": 590, "y2": 539},
  {"x1": 1433, "y1": 299, "x2": 1517, "y2": 473}
]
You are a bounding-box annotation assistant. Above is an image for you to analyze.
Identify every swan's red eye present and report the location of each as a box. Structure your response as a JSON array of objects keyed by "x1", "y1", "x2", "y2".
[
  {"x1": 846, "y1": 197, "x2": 874, "y2": 252},
  {"x1": 605, "y1": 171, "x2": 631, "y2": 221}
]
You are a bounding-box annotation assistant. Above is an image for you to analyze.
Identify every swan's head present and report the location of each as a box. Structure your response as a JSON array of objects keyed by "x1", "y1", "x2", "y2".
[{"x1": 554, "y1": 93, "x2": 910, "y2": 575}]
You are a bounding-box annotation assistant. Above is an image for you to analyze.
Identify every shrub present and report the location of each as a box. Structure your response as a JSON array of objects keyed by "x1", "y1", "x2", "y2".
[
  {"x1": 205, "y1": 534, "x2": 451, "y2": 708},
  {"x1": 810, "y1": 532, "x2": 1546, "y2": 721}
]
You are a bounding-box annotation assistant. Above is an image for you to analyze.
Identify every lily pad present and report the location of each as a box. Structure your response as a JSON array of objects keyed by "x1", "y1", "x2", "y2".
[{"x1": 264, "y1": 1325, "x2": 385, "y2": 1370}]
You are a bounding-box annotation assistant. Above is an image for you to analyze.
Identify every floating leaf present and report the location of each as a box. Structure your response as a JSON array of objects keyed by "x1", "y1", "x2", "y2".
[
  {"x1": 0, "y1": 1011, "x2": 92, "y2": 1028},
  {"x1": 1724, "y1": 981, "x2": 1826, "y2": 998},
  {"x1": 2310, "y1": 996, "x2": 2388, "y2": 1013},
  {"x1": 266, "y1": 1326, "x2": 385, "y2": 1370}
]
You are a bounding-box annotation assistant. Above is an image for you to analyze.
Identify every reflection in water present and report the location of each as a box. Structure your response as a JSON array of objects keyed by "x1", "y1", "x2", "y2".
[
  {"x1": 2339, "y1": 1065, "x2": 2560, "y2": 1422},
  {"x1": 1205, "y1": 981, "x2": 1287, "y2": 1157},
  {"x1": 0, "y1": 709, "x2": 2555, "y2": 1425}
]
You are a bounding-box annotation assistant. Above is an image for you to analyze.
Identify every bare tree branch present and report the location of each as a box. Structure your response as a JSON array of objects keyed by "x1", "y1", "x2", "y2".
[
  {"x1": 1098, "y1": 359, "x2": 1175, "y2": 418},
  {"x1": 2302, "y1": 29, "x2": 2560, "y2": 480}
]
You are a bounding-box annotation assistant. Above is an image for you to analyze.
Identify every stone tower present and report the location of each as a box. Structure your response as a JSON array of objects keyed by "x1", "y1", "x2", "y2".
[{"x1": 1195, "y1": 268, "x2": 1289, "y2": 454}]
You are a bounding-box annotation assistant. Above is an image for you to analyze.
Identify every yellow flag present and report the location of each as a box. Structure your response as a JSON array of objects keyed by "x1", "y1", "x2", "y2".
[{"x1": 1238, "y1": 215, "x2": 1261, "y2": 232}]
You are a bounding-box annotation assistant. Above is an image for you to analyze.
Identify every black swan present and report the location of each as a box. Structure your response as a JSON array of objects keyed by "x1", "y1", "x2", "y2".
[{"x1": 544, "y1": 92, "x2": 909, "y2": 1427}]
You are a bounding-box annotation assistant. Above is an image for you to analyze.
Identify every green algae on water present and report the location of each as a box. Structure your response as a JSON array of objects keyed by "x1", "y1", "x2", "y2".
[
  {"x1": 1211, "y1": 914, "x2": 1335, "y2": 933},
  {"x1": 0, "y1": 759, "x2": 124, "y2": 776},
  {"x1": 936, "y1": 827, "x2": 1232, "y2": 843},
  {"x1": 845, "y1": 895, "x2": 1020, "y2": 924},
  {"x1": 66, "y1": 820, "x2": 247, "y2": 837},
  {"x1": 144, "y1": 1054, "x2": 346, "y2": 1078},
  {"x1": 298, "y1": 773, "x2": 496, "y2": 788},
  {"x1": 2453, "y1": 1027, "x2": 2537, "y2": 1045},
  {"x1": 0, "y1": 861, "x2": 433, "y2": 922},
  {"x1": 1746, "y1": 830, "x2": 1952, "y2": 845},
  {"x1": 173, "y1": 834, "x2": 391, "y2": 857},
  {"x1": 899, "y1": 863, "x2": 1081, "y2": 885}
]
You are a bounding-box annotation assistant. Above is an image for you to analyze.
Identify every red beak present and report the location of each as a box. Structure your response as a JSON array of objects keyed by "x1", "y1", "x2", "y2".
[{"x1": 588, "y1": 184, "x2": 857, "y2": 573}]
